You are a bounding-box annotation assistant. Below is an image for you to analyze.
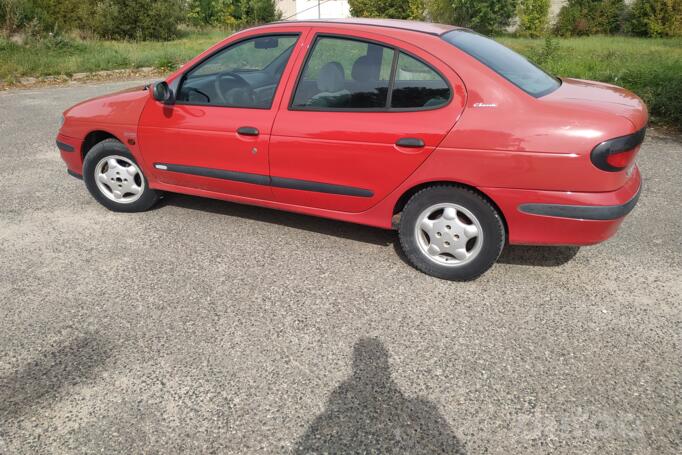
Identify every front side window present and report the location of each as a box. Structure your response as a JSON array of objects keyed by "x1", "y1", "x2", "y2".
[
  {"x1": 178, "y1": 34, "x2": 298, "y2": 108},
  {"x1": 391, "y1": 52, "x2": 450, "y2": 109},
  {"x1": 442, "y1": 30, "x2": 560, "y2": 98},
  {"x1": 291, "y1": 37, "x2": 394, "y2": 109}
]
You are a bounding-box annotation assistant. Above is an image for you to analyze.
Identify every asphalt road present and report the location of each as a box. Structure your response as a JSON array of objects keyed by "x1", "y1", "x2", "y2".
[{"x1": 0, "y1": 80, "x2": 680, "y2": 454}]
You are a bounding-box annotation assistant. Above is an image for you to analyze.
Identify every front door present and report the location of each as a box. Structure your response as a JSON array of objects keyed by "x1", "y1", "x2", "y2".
[
  {"x1": 269, "y1": 30, "x2": 466, "y2": 213},
  {"x1": 138, "y1": 33, "x2": 303, "y2": 200}
]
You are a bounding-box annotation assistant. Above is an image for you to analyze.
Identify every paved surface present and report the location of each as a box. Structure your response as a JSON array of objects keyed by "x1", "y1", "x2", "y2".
[{"x1": 0, "y1": 81, "x2": 680, "y2": 454}]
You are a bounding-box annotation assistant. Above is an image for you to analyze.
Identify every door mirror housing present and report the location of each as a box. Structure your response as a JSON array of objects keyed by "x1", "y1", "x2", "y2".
[{"x1": 152, "y1": 81, "x2": 175, "y2": 105}]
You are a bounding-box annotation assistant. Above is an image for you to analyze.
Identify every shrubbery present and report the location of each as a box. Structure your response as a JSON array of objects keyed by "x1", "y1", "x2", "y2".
[
  {"x1": 187, "y1": 0, "x2": 239, "y2": 28},
  {"x1": 93, "y1": 0, "x2": 186, "y2": 41},
  {"x1": 0, "y1": 0, "x2": 281, "y2": 40},
  {"x1": 628, "y1": 0, "x2": 682, "y2": 37},
  {"x1": 554, "y1": 0, "x2": 626, "y2": 36},
  {"x1": 427, "y1": 0, "x2": 517, "y2": 35},
  {"x1": 348, "y1": 0, "x2": 424, "y2": 19},
  {"x1": 516, "y1": 0, "x2": 550, "y2": 37},
  {"x1": 238, "y1": 0, "x2": 281, "y2": 25}
]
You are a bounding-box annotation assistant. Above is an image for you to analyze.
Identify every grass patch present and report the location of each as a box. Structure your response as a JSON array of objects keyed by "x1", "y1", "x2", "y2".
[{"x1": 1, "y1": 31, "x2": 680, "y2": 127}]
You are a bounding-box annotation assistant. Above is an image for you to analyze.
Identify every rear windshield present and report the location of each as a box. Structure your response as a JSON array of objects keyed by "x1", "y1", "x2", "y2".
[{"x1": 442, "y1": 30, "x2": 560, "y2": 98}]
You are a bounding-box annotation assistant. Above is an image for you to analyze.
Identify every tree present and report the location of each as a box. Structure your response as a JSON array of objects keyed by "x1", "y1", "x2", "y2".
[
  {"x1": 187, "y1": 0, "x2": 238, "y2": 27},
  {"x1": 349, "y1": 0, "x2": 425, "y2": 20},
  {"x1": 628, "y1": 0, "x2": 682, "y2": 37},
  {"x1": 237, "y1": 0, "x2": 281, "y2": 26},
  {"x1": 93, "y1": 0, "x2": 186, "y2": 40},
  {"x1": 516, "y1": 0, "x2": 549, "y2": 37},
  {"x1": 426, "y1": 0, "x2": 517, "y2": 35},
  {"x1": 554, "y1": 0, "x2": 626, "y2": 36}
]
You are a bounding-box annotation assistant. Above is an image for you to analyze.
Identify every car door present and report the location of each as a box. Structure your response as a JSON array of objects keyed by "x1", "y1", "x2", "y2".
[
  {"x1": 138, "y1": 31, "x2": 304, "y2": 200},
  {"x1": 269, "y1": 29, "x2": 466, "y2": 213}
]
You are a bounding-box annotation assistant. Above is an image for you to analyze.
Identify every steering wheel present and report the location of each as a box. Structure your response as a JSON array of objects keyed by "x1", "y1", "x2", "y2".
[{"x1": 214, "y1": 71, "x2": 255, "y2": 106}]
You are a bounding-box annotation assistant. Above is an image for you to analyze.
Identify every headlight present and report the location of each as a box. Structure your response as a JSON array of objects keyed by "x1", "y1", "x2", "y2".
[{"x1": 59, "y1": 115, "x2": 65, "y2": 128}]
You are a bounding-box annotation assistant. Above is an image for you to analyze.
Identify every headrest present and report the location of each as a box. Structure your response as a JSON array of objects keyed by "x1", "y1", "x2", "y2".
[
  {"x1": 316, "y1": 62, "x2": 345, "y2": 93},
  {"x1": 351, "y1": 55, "x2": 378, "y2": 82}
]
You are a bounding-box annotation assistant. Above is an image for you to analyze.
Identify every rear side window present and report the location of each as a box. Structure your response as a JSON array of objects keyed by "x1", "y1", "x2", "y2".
[
  {"x1": 442, "y1": 30, "x2": 560, "y2": 98},
  {"x1": 291, "y1": 35, "x2": 451, "y2": 111},
  {"x1": 291, "y1": 37, "x2": 393, "y2": 109},
  {"x1": 391, "y1": 53, "x2": 450, "y2": 109}
]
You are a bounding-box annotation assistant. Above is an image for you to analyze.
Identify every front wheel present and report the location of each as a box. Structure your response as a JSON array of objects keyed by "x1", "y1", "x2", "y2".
[
  {"x1": 82, "y1": 138, "x2": 159, "y2": 212},
  {"x1": 398, "y1": 186, "x2": 505, "y2": 281}
]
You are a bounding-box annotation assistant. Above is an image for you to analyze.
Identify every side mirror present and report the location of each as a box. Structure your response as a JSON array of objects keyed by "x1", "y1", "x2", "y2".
[{"x1": 152, "y1": 81, "x2": 175, "y2": 105}]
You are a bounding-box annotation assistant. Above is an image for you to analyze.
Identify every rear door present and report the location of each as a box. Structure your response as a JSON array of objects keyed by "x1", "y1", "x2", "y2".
[
  {"x1": 269, "y1": 28, "x2": 466, "y2": 213},
  {"x1": 138, "y1": 29, "x2": 306, "y2": 200}
]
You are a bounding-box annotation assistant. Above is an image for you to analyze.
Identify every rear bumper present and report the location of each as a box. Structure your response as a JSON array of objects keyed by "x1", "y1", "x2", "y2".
[
  {"x1": 518, "y1": 184, "x2": 640, "y2": 220},
  {"x1": 483, "y1": 166, "x2": 642, "y2": 246}
]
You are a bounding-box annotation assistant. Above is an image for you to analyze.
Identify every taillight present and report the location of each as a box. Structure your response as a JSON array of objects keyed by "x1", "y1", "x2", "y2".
[
  {"x1": 591, "y1": 127, "x2": 646, "y2": 172},
  {"x1": 605, "y1": 148, "x2": 637, "y2": 169}
]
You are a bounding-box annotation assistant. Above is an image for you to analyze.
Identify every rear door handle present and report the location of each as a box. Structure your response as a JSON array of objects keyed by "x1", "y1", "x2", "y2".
[
  {"x1": 396, "y1": 137, "x2": 424, "y2": 148},
  {"x1": 237, "y1": 126, "x2": 259, "y2": 136}
]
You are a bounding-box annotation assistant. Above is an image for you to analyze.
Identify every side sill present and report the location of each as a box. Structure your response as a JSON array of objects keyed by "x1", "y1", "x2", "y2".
[{"x1": 154, "y1": 163, "x2": 374, "y2": 198}]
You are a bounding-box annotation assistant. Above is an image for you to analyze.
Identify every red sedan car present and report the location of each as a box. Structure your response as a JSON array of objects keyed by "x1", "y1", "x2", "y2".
[{"x1": 57, "y1": 19, "x2": 646, "y2": 280}]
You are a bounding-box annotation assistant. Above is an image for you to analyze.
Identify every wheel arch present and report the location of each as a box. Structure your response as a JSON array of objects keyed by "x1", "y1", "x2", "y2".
[
  {"x1": 392, "y1": 180, "x2": 509, "y2": 236},
  {"x1": 81, "y1": 130, "x2": 120, "y2": 161}
]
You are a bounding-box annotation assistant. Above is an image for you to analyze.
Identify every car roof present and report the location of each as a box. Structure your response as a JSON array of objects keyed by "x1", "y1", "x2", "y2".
[{"x1": 261, "y1": 18, "x2": 461, "y2": 36}]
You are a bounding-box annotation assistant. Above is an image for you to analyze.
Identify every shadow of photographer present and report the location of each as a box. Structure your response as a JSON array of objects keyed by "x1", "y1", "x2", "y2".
[{"x1": 293, "y1": 337, "x2": 466, "y2": 454}]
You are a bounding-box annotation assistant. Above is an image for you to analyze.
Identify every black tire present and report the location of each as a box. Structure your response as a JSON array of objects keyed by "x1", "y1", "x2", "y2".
[
  {"x1": 82, "y1": 138, "x2": 159, "y2": 212},
  {"x1": 398, "y1": 185, "x2": 505, "y2": 281}
]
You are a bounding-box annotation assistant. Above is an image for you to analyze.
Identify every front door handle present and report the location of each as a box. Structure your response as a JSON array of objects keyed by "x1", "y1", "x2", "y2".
[
  {"x1": 237, "y1": 126, "x2": 259, "y2": 136},
  {"x1": 396, "y1": 137, "x2": 424, "y2": 148}
]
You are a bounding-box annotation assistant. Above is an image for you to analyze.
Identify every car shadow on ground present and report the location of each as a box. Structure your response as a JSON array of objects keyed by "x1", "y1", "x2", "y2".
[
  {"x1": 292, "y1": 337, "x2": 467, "y2": 454},
  {"x1": 497, "y1": 245, "x2": 580, "y2": 267},
  {"x1": 0, "y1": 333, "x2": 111, "y2": 422},
  {"x1": 161, "y1": 194, "x2": 395, "y2": 247},
  {"x1": 162, "y1": 194, "x2": 579, "y2": 268}
]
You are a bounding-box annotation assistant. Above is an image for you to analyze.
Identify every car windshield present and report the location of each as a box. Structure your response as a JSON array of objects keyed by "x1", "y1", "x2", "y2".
[{"x1": 442, "y1": 30, "x2": 560, "y2": 98}]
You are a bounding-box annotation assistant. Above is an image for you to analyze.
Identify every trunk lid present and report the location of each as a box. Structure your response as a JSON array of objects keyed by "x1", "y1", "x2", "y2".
[{"x1": 543, "y1": 78, "x2": 648, "y2": 129}]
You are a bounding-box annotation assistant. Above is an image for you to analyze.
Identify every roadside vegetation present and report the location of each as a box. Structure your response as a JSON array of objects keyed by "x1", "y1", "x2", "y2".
[
  {"x1": 0, "y1": 29, "x2": 226, "y2": 81},
  {"x1": 1, "y1": 0, "x2": 680, "y2": 128}
]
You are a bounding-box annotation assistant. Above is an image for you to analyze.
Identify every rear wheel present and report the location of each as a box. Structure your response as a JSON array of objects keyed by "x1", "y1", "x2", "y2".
[
  {"x1": 398, "y1": 186, "x2": 505, "y2": 280},
  {"x1": 83, "y1": 139, "x2": 159, "y2": 212}
]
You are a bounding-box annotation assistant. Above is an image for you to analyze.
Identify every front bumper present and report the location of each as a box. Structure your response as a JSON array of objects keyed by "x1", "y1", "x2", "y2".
[
  {"x1": 482, "y1": 166, "x2": 642, "y2": 246},
  {"x1": 56, "y1": 133, "x2": 83, "y2": 177}
]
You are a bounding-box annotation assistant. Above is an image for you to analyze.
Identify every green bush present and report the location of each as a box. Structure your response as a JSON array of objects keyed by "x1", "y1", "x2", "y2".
[
  {"x1": 7, "y1": 0, "x2": 35, "y2": 32},
  {"x1": 554, "y1": 0, "x2": 626, "y2": 36},
  {"x1": 349, "y1": 0, "x2": 424, "y2": 19},
  {"x1": 93, "y1": 0, "x2": 186, "y2": 41},
  {"x1": 426, "y1": 0, "x2": 517, "y2": 35},
  {"x1": 237, "y1": 0, "x2": 281, "y2": 26},
  {"x1": 1, "y1": 0, "x2": 95, "y2": 35},
  {"x1": 628, "y1": 0, "x2": 682, "y2": 37},
  {"x1": 516, "y1": 0, "x2": 550, "y2": 37},
  {"x1": 2, "y1": 0, "x2": 193, "y2": 40},
  {"x1": 187, "y1": 0, "x2": 238, "y2": 27}
]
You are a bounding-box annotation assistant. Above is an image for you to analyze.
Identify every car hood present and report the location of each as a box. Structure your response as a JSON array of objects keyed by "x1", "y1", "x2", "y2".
[
  {"x1": 542, "y1": 78, "x2": 648, "y2": 129},
  {"x1": 63, "y1": 84, "x2": 151, "y2": 126}
]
